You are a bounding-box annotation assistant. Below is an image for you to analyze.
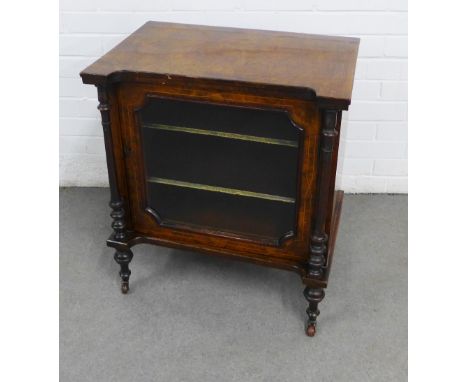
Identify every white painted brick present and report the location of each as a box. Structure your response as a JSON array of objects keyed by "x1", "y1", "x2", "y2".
[
  {"x1": 60, "y1": 136, "x2": 105, "y2": 155},
  {"x1": 61, "y1": 12, "x2": 261, "y2": 34},
  {"x1": 317, "y1": 0, "x2": 407, "y2": 11},
  {"x1": 241, "y1": 0, "x2": 316, "y2": 11},
  {"x1": 387, "y1": 0, "x2": 408, "y2": 11},
  {"x1": 334, "y1": 173, "x2": 343, "y2": 189},
  {"x1": 83, "y1": 137, "x2": 106, "y2": 155},
  {"x1": 60, "y1": 118, "x2": 102, "y2": 137},
  {"x1": 352, "y1": 81, "x2": 381, "y2": 100},
  {"x1": 273, "y1": 12, "x2": 407, "y2": 35},
  {"x1": 60, "y1": 154, "x2": 109, "y2": 187},
  {"x1": 358, "y1": 37, "x2": 385, "y2": 57},
  {"x1": 340, "y1": 175, "x2": 387, "y2": 193},
  {"x1": 345, "y1": 122, "x2": 377, "y2": 140},
  {"x1": 60, "y1": 0, "x2": 98, "y2": 11},
  {"x1": 400, "y1": 60, "x2": 408, "y2": 80},
  {"x1": 386, "y1": 177, "x2": 408, "y2": 193},
  {"x1": 381, "y1": 81, "x2": 407, "y2": 100},
  {"x1": 376, "y1": 122, "x2": 408, "y2": 140},
  {"x1": 384, "y1": 36, "x2": 408, "y2": 57},
  {"x1": 171, "y1": 0, "x2": 239, "y2": 11},
  {"x1": 345, "y1": 141, "x2": 407, "y2": 159},
  {"x1": 197, "y1": 12, "x2": 279, "y2": 31},
  {"x1": 353, "y1": 60, "x2": 367, "y2": 80},
  {"x1": 59, "y1": 35, "x2": 102, "y2": 56},
  {"x1": 101, "y1": 35, "x2": 127, "y2": 53},
  {"x1": 336, "y1": 136, "x2": 346, "y2": 175},
  {"x1": 60, "y1": 13, "x2": 149, "y2": 34},
  {"x1": 342, "y1": 159, "x2": 374, "y2": 175},
  {"x1": 60, "y1": 0, "x2": 171, "y2": 12},
  {"x1": 60, "y1": 57, "x2": 97, "y2": 78},
  {"x1": 59, "y1": 78, "x2": 96, "y2": 98},
  {"x1": 60, "y1": 136, "x2": 85, "y2": 154},
  {"x1": 374, "y1": 159, "x2": 407, "y2": 176},
  {"x1": 60, "y1": 98, "x2": 100, "y2": 118},
  {"x1": 348, "y1": 101, "x2": 407, "y2": 121},
  {"x1": 366, "y1": 59, "x2": 407, "y2": 80}
]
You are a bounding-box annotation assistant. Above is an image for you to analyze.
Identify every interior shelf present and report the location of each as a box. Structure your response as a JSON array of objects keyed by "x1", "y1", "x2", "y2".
[
  {"x1": 143, "y1": 123, "x2": 298, "y2": 148},
  {"x1": 147, "y1": 176, "x2": 296, "y2": 203},
  {"x1": 141, "y1": 125, "x2": 299, "y2": 198},
  {"x1": 146, "y1": 180, "x2": 296, "y2": 243}
]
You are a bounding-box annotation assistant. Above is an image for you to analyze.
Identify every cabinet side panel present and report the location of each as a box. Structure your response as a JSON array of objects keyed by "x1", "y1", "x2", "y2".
[
  {"x1": 108, "y1": 86, "x2": 133, "y2": 232},
  {"x1": 325, "y1": 111, "x2": 343, "y2": 242}
]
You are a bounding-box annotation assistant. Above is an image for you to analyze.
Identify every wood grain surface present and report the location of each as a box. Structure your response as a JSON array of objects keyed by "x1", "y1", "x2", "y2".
[{"x1": 81, "y1": 21, "x2": 359, "y2": 104}]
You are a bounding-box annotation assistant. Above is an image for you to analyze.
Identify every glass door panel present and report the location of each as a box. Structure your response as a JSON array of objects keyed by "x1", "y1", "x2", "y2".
[{"x1": 139, "y1": 96, "x2": 301, "y2": 245}]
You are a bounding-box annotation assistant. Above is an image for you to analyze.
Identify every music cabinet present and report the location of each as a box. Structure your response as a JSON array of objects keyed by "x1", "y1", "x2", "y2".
[{"x1": 80, "y1": 21, "x2": 359, "y2": 336}]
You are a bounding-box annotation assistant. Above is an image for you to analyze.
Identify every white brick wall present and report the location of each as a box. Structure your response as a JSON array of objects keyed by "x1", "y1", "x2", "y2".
[{"x1": 59, "y1": 0, "x2": 408, "y2": 193}]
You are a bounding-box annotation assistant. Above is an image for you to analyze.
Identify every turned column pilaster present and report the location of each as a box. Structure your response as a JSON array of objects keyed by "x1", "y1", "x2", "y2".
[
  {"x1": 97, "y1": 85, "x2": 133, "y2": 294},
  {"x1": 307, "y1": 109, "x2": 339, "y2": 278},
  {"x1": 96, "y1": 85, "x2": 127, "y2": 241},
  {"x1": 303, "y1": 109, "x2": 339, "y2": 337}
]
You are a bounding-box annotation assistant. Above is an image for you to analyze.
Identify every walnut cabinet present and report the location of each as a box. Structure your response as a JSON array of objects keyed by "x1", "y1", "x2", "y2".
[{"x1": 80, "y1": 21, "x2": 359, "y2": 336}]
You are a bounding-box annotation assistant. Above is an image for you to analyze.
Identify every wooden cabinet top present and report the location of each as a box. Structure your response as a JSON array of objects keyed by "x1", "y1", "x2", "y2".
[{"x1": 81, "y1": 21, "x2": 359, "y2": 105}]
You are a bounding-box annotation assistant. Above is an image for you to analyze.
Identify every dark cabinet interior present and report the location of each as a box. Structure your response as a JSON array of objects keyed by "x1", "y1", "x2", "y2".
[{"x1": 139, "y1": 96, "x2": 301, "y2": 244}]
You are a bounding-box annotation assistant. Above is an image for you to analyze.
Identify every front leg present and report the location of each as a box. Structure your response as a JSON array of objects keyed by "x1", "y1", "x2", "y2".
[
  {"x1": 303, "y1": 287, "x2": 325, "y2": 337},
  {"x1": 114, "y1": 249, "x2": 134, "y2": 294}
]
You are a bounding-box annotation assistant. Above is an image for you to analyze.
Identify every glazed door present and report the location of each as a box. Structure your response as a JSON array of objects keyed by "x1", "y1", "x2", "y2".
[
  {"x1": 138, "y1": 94, "x2": 301, "y2": 245},
  {"x1": 118, "y1": 82, "x2": 319, "y2": 260}
]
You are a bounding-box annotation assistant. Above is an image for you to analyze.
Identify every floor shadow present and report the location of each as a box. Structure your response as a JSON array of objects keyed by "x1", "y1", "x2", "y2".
[{"x1": 129, "y1": 243, "x2": 306, "y2": 323}]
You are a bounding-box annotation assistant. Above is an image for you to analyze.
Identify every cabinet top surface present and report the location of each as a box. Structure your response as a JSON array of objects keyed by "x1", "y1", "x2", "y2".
[{"x1": 81, "y1": 21, "x2": 360, "y2": 103}]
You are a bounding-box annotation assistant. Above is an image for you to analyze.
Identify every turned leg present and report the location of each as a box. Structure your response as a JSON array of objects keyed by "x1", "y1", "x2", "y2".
[
  {"x1": 113, "y1": 249, "x2": 134, "y2": 294},
  {"x1": 303, "y1": 287, "x2": 325, "y2": 337}
]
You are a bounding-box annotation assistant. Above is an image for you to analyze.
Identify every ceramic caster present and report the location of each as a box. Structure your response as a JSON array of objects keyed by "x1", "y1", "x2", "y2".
[
  {"x1": 121, "y1": 282, "x2": 129, "y2": 294},
  {"x1": 306, "y1": 323, "x2": 316, "y2": 337}
]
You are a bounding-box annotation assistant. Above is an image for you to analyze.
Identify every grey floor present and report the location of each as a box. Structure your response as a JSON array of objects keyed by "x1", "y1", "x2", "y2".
[{"x1": 60, "y1": 188, "x2": 407, "y2": 382}]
